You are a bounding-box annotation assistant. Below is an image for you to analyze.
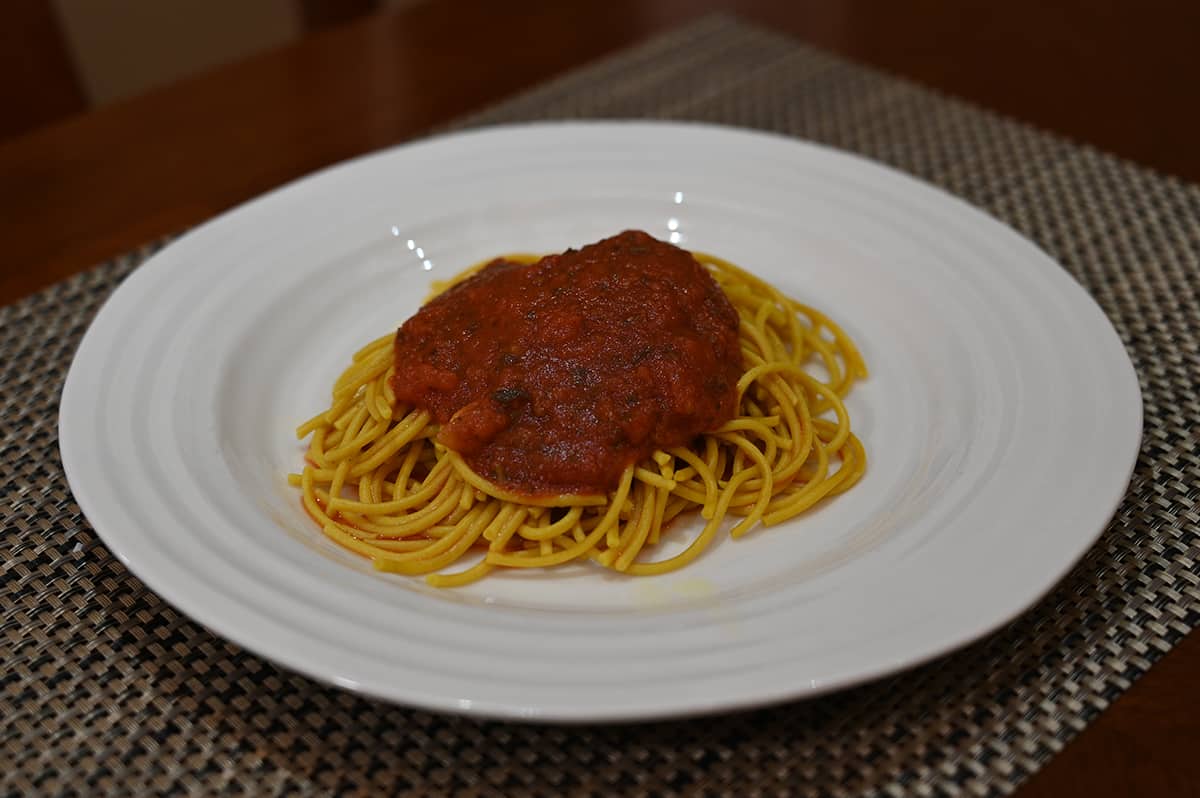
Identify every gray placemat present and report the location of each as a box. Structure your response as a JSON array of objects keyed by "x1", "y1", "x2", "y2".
[{"x1": 5, "y1": 14, "x2": 1199, "y2": 797}]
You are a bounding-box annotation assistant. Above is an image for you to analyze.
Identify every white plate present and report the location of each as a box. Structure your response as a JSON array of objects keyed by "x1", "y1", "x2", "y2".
[{"x1": 60, "y1": 122, "x2": 1141, "y2": 722}]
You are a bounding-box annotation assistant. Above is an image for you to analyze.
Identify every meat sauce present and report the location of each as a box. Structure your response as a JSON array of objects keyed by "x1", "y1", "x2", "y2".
[{"x1": 390, "y1": 230, "x2": 744, "y2": 496}]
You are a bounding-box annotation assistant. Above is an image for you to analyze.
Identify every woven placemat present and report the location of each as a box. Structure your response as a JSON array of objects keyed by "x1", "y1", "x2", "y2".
[{"x1": 5, "y1": 15, "x2": 1200, "y2": 797}]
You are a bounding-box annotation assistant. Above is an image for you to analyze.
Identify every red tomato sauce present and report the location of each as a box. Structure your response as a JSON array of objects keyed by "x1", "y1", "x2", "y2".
[{"x1": 390, "y1": 230, "x2": 744, "y2": 496}]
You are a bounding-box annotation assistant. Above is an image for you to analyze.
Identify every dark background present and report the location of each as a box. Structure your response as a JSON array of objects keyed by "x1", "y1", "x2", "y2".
[{"x1": 5, "y1": 0, "x2": 1199, "y2": 181}]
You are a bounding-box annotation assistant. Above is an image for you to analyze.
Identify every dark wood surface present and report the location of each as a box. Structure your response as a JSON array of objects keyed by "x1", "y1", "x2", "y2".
[{"x1": 2, "y1": 1, "x2": 1197, "y2": 793}]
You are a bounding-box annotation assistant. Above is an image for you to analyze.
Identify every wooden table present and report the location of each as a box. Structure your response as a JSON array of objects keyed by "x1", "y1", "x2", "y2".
[{"x1": 4, "y1": 1, "x2": 1197, "y2": 794}]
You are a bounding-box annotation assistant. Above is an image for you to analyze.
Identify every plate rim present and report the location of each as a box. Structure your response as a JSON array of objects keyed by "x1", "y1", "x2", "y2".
[{"x1": 58, "y1": 120, "x2": 1143, "y2": 722}]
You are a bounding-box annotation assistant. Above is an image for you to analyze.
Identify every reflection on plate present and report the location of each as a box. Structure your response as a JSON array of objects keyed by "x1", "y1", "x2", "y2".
[{"x1": 60, "y1": 122, "x2": 1141, "y2": 721}]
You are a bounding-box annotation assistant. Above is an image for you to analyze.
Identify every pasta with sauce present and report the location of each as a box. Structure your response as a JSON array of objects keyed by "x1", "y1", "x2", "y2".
[{"x1": 288, "y1": 231, "x2": 866, "y2": 586}]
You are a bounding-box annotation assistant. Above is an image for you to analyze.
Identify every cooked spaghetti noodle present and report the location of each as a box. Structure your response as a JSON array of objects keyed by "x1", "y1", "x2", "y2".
[{"x1": 288, "y1": 248, "x2": 866, "y2": 587}]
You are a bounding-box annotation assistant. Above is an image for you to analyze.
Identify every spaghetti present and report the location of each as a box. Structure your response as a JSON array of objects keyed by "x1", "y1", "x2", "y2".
[{"x1": 289, "y1": 240, "x2": 867, "y2": 587}]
